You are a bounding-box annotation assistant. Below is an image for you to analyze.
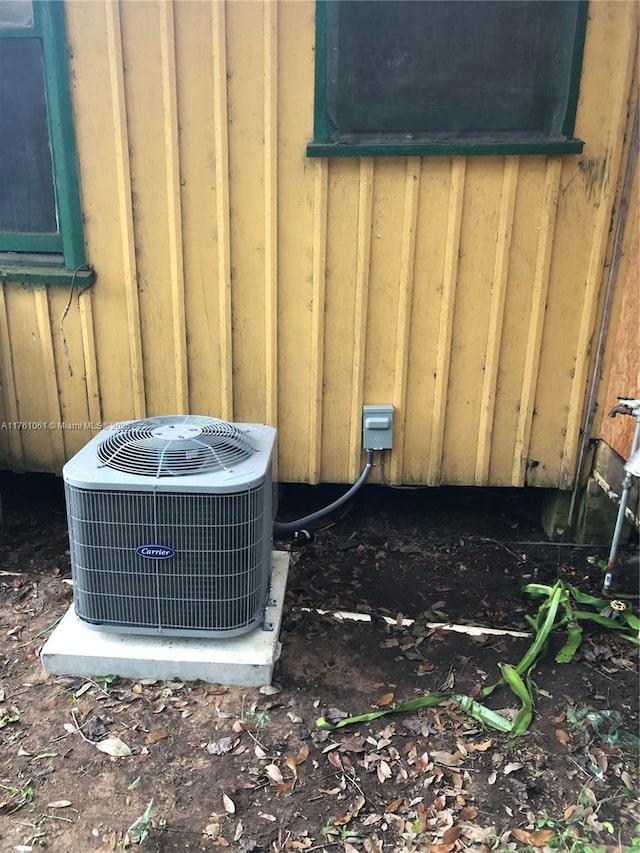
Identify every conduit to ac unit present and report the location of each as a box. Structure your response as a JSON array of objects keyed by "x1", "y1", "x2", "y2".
[{"x1": 273, "y1": 450, "x2": 376, "y2": 539}]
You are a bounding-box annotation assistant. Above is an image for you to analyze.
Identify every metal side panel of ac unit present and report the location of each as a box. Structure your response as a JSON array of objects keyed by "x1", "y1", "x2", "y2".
[{"x1": 65, "y1": 476, "x2": 274, "y2": 637}]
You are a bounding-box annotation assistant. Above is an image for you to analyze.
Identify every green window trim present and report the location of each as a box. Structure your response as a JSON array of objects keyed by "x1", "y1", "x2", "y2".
[
  {"x1": 308, "y1": 0, "x2": 588, "y2": 159},
  {"x1": 307, "y1": 139, "x2": 585, "y2": 158},
  {"x1": 0, "y1": 258, "x2": 95, "y2": 287},
  {"x1": 0, "y1": 0, "x2": 93, "y2": 285}
]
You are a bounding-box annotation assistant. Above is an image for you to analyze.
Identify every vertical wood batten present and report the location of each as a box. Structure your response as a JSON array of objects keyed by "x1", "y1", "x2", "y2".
[
  {"x1": 391, "y1": 157, "x2": 420, "y2": 483},
  {"x1": 309, "y1": 158, "x2": 328, "y2": 483},
  {"x1": 226, "y1": 1, "x2": 266, "y2": 423},
  {"x1": 348, "y1": 157, "x2": 374, "y2": 481},
  {"x1": 512, "y1": 157, "x2": 562, "y2": 485},
  {"x1": 78, "y1": 293, "x2": 102, "y2": 425},
  {"x1": 404, "y1": 159, "x2": 450, "y2": 483},
  {"x1": 33, "y1": 290, "x2": 65, "y2": 463},
  {"x1": 104, "y1": 0, "x2": 145, "y2": 419},
  {"x1": 428, "y1": 157, "x2": 466, "y2": 485},
  {"x1": 159, "y1": 1, "x2": 188, "y2": 413},
  {"x1": 211, "y1": 0, "x2": 233, "y2": 421},
  {"x1": 0, "y1": 287, "x2": 25, "y2": 468},
  {"x1": 321, "y1": 159, "x2": 360, "y2": 480},
  {"x1": 475, "y1": 157, "x2": 519, "y2": 484},
  {"x1": 264, "y1": 0, "x2": 278, "y2": 426}
]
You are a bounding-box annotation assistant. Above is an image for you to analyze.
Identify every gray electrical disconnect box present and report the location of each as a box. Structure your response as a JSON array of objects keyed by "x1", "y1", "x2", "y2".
[{"x1": 362, "y1": 404, "x2": 394, "y2": 450}]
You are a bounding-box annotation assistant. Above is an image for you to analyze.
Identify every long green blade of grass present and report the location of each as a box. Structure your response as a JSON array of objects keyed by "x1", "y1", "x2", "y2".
[
  {"x1": 572, "y1": 610, "x2": 640, "y2": 641},
  {"x1": 555, "y1": 618, "x2": 583, "y2": 663},
  {"x1": 499, "y1": 663, "x2": 533, "y2": 739},
  {"x1": 315, "y1": 693, "x2": 445, "y2": 730},
  {"x1": 451, "y1": 694, "x2": 513, "y2": 733}
]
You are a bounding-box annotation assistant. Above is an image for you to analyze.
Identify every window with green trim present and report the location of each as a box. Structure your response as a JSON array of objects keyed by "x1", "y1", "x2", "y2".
[
  {"x1": 308, "y1": 0, "x2": 588, "y2": 158},
  {"x1": 0, "y1": 0, "x2": 93, "y2": 285}
]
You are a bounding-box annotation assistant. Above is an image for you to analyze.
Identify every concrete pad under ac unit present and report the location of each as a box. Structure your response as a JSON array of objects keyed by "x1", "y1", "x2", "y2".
[{"x1": 40, "y1": 552, "x2": 289, "y2": 688}]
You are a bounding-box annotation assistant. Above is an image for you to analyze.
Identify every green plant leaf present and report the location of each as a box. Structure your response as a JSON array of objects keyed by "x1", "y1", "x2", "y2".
[
  {"x1": 565, "y1": 583, "x2": 609, "y2": 608},
  {"x1": 516, "y1": 581, "x2": 564, "y2": 675},
  {"x1": 573, "y1": 610, "x2": 634, "y2": 630},
  {"x1": 316, "y1": 693, "x2": 445, "y2": 730},
  {"x1": 555, "y1": 619, "x2": 583, "y2": 663},
  {"x1": 617, "y1": 632, "x2": 640, "y2": 645},
  {"x1": 521, "y1": 583, "x2": 555, "y2": 597},
  {"x1": 129, "y1": 798, "x2": 154, "y2": 844},
  {"x1": 621, "y1": 611, "x2": 640, "y2": 631},
  {"x1": 499, "y1": 663, "x2": 533, "y2": 738},
  {"x1": 317, "y1": 692, "x2": 516, "y2": 735},
  {"x1": 451, "y1": 694, "x2": 513, "y2": 733}
]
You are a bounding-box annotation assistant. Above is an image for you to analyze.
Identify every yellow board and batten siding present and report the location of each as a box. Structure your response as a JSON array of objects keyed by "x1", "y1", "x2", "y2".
[{"x1": 0, "y1": 0, "x2": 637, "y2": 487}]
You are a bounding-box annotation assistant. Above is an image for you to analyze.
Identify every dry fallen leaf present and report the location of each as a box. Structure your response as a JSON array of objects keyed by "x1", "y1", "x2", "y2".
[
  {"x1": 340, "y1": 734, "x2": 366, "y2": 753},
  {"x1": 335, "y1": 794, "x2": 366, "y2": 827},
  {"x1": 145, "y1": 731, "x2": 167, "y2": 746},
  {"x1": 222, "y1": 793, "x2": 235, "y2": 814},
  {"x1": 207, "y1": 736, "x2": 235, "y2": 756},
  {"x1": 327, "y1": 751, "x2": 344, "y2": 771},
  {"x1": 376, "y1": 692, "x2": 394, "y2": 707},
  {"x1": 621, "y1": 770, "x2": 634, "y2": 789},
  {"x1": 326, "y1": 707, "x2": 349, "y2": 724},
  {"x1": 442, "y1": 826, "x2": 460, "y2": 844},
  {"x1": 377, "y1": 760, "x2": 392, "y2": 783},
  {"x1": 512, "y1": 828, "x2": 555, "y2": 847},
  {"x1": 264, "y1": 764, "x2": 284, "y2": 785},
  {"x1": 430, "y1": 751, "x2": 461, "y2": 768},
  {"x1": 468, "y1": 739, "x2": 492, "y2": 752},
  {"x1": 555, "y1": 728, "x2": 570, "y2": 745},
  {"x1": 204, "y1": 823, "x2": 220, "y2": 839},
  {"x1": 459, "y1": 805, "x2": 479, "y2": 820},
  {"x1": 503, "y1": 762, "x2": 523, "y2": 775},
  {"x1": 95, "y1": 737, "x2": 131, "y2": 757},
  {"x1": 47, "y1": 800, "x2": 72, "y2": 808},
  {"x1": 287, "y1": 742, "x2": 309, "y2": 767},
  {"x1": 285, "y1": 756, "x2": 298, "y2": 778}
]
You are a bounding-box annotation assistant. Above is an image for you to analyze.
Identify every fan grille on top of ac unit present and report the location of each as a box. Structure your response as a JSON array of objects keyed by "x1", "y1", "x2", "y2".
[{"x1": 97, "y1": 415, "x2": 256, "y2": 477}]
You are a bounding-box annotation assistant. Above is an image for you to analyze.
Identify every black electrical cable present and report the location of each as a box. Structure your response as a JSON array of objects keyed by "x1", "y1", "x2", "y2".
[{"x1": 273, "y1": 450, "x2": 376, "y2": 539}]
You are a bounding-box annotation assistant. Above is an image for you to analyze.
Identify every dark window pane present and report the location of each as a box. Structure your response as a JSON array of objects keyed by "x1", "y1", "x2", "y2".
[
  {"x1": 326, "y1": 0, "x2": 579, "y2": 141},
  {"x1": 0, "y1": 37, "x2": 58, "y2": 233}
]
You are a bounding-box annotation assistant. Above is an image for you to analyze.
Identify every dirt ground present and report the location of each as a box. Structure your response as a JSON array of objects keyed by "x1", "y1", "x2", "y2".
[{"x1": 0, "y1": 476, "x2": 638, "y2": 853}]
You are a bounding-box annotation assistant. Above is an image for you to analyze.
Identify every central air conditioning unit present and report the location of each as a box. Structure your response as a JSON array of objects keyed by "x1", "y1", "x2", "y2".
[{"x1": 62, "y1": 415, "x2": 277, "y2": 638}]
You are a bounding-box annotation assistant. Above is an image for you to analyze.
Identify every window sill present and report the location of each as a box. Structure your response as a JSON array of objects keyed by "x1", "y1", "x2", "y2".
[
  {"x1": 306, "y1": 137, "x2": 585, "y2": 158},
  {"x1": 0, "y1": 255, "x2": 95, "y2": 287}
]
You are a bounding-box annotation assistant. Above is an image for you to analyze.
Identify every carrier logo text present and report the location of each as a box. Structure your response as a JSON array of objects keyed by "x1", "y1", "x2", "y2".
[{"x1": 136, "y1": 545, "x2": 175, "y2": 559}]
